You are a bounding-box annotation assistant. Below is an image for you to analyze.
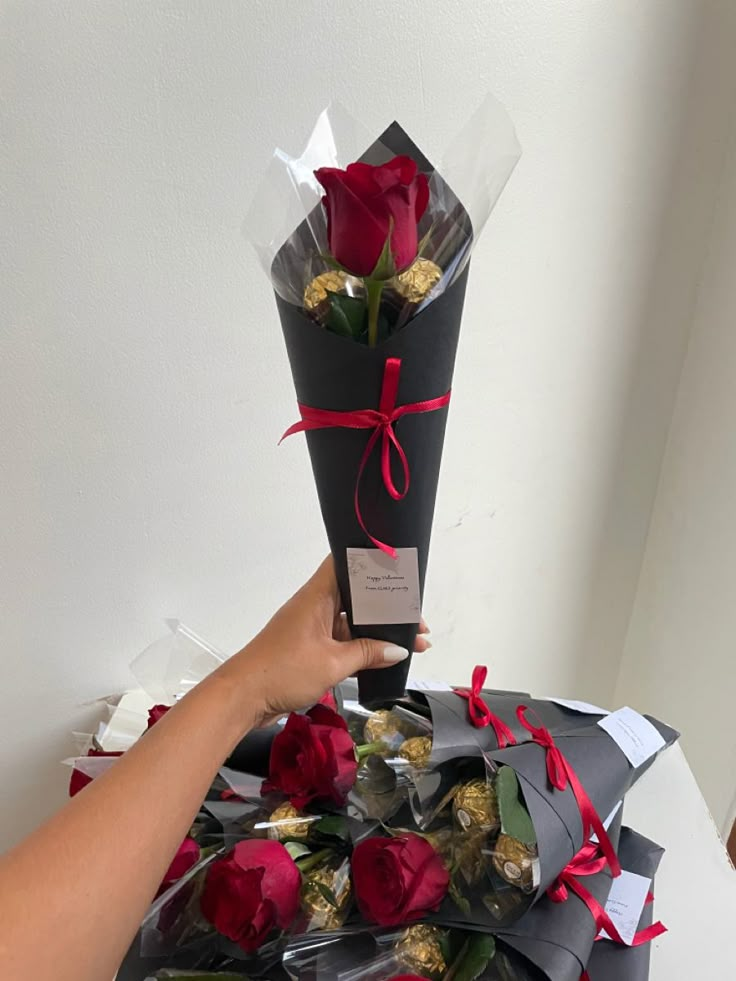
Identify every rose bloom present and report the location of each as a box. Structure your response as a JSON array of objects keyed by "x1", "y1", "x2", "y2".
[
  {"x1": 352, "y1": 833, "x2": 449, "y2": 927},
  {"x1": 315, "y1": 156, "x2": 429, "y2": 277},
  {"x1": 201, "y1": 839, "x2": 301, "y2": 953},
  {"x1": 263, "y1": 704, "x2": 358, "y2": 808}
]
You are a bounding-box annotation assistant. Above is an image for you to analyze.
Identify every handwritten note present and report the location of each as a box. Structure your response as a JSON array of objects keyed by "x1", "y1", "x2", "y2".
[
  {"x1": 548, "y1": 697, "x2": 610, "y2": 716},
  {"x1": 347, "y1": 547, "x2": 421, "y2": 625},
  {"x1": 599, "y1": 870, "x2": 651, "y2": 945},
  {"x1": 598, "y1": 707, "x2": 666, "y2": 768}
]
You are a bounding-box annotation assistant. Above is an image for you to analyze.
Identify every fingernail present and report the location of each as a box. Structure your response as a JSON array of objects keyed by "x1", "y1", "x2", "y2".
[
  {"x1": 383, "y1": 645, "x2": 410, "y2": 663},
  {"x1": 419, "y1": 619, "x2": 430, "y2": 634},
  {"x1": 423, "y1": 638, "x2": 432, "y2": 650}
]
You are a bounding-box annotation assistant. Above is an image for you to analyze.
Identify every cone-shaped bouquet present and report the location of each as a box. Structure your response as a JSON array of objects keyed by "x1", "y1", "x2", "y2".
[{"x1": 246, "y1": 100, "x2": 520, "y2": 703}]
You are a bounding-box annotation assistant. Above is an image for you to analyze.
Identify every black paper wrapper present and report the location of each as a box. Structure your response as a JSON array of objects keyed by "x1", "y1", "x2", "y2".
[
  {"x1": 489, "y1": 717, "x2": 676, "y2": 900},
  {"x1": 585, "y1": 827, "x2": 665, "y2": 981},
  {"x1": 274, "y1": 123, "x2": 472, "y2": 706}
]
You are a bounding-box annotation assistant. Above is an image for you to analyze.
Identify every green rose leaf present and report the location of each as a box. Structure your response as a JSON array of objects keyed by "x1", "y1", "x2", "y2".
[
  {"x1": 446, "y1": 933, "x2": 496, "y2": 981},
  {"x1": 312, "y1": 815, "x2": 349, "y2": 840},
  {"x1": 325, "y1": 291, "x2": 366, "y2": 339},
  {"x1": 496, "y1": 766, "x2": 537, "y2": 845},
  {"x1": 313, "y1": 880, "x2": 340, "y2": 909},
  {"x1": 284, "y1": 841, "x2": 312, "y2": 861}
]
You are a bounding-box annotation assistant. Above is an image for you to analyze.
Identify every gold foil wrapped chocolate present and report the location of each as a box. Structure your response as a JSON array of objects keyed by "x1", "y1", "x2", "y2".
[
  {"x1": 303, "y1": 270, "x2": 353, "y2": 320},
  {"x1": 267, "y1": 802, "x2": 310, "y2": 841},
  {"x1": 453, "y1": 778, "x2": 500, "y2": 832},
  {"x1": 395, "y1": 923, "x2": 447, "y2": 980},
  {"x1": 398, "y1": 735, "x2": 432, "y2": 768},
  {"x1": 363, "y1": 709, "x2": 400, "y2": 745},
  {"x1": 301, "y1": 863, "x2": 352, "y2": 931},
  {"x1": 492, "y1": 833, "x2": 538, "y2": 892},
  {"x1": 389, "y1": 258, "x2": 442, "y2": 304}
]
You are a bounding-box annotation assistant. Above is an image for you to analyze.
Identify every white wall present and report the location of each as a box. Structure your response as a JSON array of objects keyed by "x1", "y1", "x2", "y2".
[
  {"x1": 1, "y1": 0, "x2": 730, "y2": 849},
  {"x1": 616, "y1": 113, "x2": 736, "y2": 836}
]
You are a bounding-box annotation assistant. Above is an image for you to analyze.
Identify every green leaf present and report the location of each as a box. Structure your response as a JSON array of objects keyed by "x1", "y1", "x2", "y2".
[
  {"x1": 446, "y1": 934, "x2": 496, "y2": 981},
  {"x1": 313, "y1": 815, "x2": 349, "y2": 840},
  {"x1": 313, "y1": 880, "x2": 340, "y2": 909},
  {"x1": 284, "y1": 841, "x2": 312, "y2": 861},
  {"x1": 325, "y1": 291, "x2": 366, "y2": 340},
  {"x1": 496, "y1": 766, "x2": 537, "y2": 845}
]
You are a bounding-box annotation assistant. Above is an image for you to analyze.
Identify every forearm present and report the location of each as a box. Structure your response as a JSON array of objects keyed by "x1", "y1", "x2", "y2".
[{"x1": 0, "y1": 660, "x2": 257, "y2": 981}]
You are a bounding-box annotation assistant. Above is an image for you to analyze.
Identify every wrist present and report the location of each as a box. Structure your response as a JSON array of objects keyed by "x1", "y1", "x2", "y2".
[{"x1": 197, "y1": 660, "x2": 262, "y2": 752}]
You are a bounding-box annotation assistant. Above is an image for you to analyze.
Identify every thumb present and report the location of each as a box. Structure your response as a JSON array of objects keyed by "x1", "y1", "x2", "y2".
[{"x1": 336, "y1": 637, "x2": 410, "y2": 676}]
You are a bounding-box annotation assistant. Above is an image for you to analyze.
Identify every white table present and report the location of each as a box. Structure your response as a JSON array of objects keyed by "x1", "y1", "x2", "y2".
[{"x1": 624, "y1": 743, "x2": 736, "y2": 976}]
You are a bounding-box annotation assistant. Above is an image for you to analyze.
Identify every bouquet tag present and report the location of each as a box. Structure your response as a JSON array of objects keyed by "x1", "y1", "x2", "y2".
[
  {"x1": 548, "y1": 697, "x2": 610, "y2": 716},
  {"x1": 407, "y1": 677, "x2": 453, "y2": 692},
  {"x1": 598, "y1": 707, "x2": 666, "y2": 768},
  {"x1": 598, "y1": 870, "x2": 652, "y2": 945},
  {"x1": 347, "y1": 547, "x2": 421, "y2": 625}
]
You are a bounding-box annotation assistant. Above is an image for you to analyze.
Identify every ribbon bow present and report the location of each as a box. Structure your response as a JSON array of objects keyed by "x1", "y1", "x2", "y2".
[
  {"x1": 548, "y1": 842, "x2": 667, "y2": 981},
  {"x1": 516, "y1": 706, "x2": 622, "y2": 878},
  {"x1": 454, "y1": 665, "x2": 517, "y2": 749},
  {"x1": 281, "y1": 357, "x2": 451, "y2": 559}
]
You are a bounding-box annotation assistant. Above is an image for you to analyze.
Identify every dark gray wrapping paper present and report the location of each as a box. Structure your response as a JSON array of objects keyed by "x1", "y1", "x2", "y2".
[
  {"x1": 584, "y1": 828, "x2": 665, "y2": 981},
  {"x1": 274, "y1": 123, "x2": 473, "y2": 706}
]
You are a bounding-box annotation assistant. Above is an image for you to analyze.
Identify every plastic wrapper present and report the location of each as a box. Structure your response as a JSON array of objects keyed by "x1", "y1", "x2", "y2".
[
  {"x1": 245, "y1": 100, "x2": 520, "y2": 705},
  {"x1": 585, "y1": 828, "x2": 665, "y2": 981}
]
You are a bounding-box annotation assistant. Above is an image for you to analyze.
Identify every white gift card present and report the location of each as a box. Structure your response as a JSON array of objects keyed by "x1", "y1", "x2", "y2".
[
  {"x1": 599, "y1": 870, "x2": 651, "y2": 945},
  {"x1": 407, "y1": 677, "x2": 453, "y2": 693},
  {"x1": 347, "y1": 547, "x2": 421, "y2": 626},
  {"x1": 598, "y1": 707, "x2": 666, "y2": 768},
  {"x1": 549, "y1": 697, "x2": 610, "y2": 716}
]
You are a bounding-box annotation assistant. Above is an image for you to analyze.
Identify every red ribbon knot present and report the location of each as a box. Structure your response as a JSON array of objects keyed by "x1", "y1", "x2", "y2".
[
  {"x1": 454, "y1": 665, "x2": 517, "y2": 749},
  {"x1": 516, "y1": 706, "x2": 622, "y2": 879},
  {"x1": 548, "y1": 841, "x2": 667, "y2": 977},
  {"x1": 281, "y1": 357, "x2": 451, "y2": 559}
]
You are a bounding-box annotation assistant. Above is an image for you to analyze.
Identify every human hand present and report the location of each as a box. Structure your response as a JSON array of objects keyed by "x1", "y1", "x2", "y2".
[{"x1": 225, "y1": 556, "x2": 430, "y2": 728}]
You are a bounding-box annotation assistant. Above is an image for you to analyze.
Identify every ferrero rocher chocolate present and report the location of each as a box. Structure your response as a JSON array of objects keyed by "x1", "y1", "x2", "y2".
[
  {"x1": 395, "y1": 923, "x2": 447, "y2": 980},
  {"x1": 389, "y1": 258, "x2": 442, "y2": 304},
  {"x1": 267, "y1": 802, "x2": 309, "y2": 841},
  {"x1": 398, "y1": 735, "x2": 432, "y2": 768},
  {"x1": 453, "y1": 778, "x2": 499, "y2": 832},
  {"x1": 303, "y1": 270, "x2": 352, "y2": 320},
  {"x1": 301, "y1": 864, "x2": 351, "y2": 931},
  {"x1": 363, "y1": 708, "x2": 400, "y2": 745},
  {"x1": 492, "y1": 833, "x2": 538, "y2": 892}
]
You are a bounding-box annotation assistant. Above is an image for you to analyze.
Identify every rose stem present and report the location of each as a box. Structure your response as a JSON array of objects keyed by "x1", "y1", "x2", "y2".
[
  {"x1": 365, "y1": 279, "x2": 384, "y2": 348},
  {"x1": 356, "y1": 740, "x2": 386, "y2": 760},
  {"x1": 296, "y1": 847, "x2": 333, "y2": 876}
]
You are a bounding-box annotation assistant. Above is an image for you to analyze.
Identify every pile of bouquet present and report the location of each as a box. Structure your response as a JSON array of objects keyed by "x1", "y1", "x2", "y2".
[{"x1": 67, "y1": 627, "x2": 675, "y2": 981}]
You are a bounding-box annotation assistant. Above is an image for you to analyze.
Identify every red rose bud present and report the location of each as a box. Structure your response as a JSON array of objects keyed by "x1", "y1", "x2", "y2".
[
  {"x1": 69, "y1": 749, "x2": 123, "y2": 797},
  {"x1": 352, "y1": 833, "x2": 449, "y2": 927},
  {"x1": 162, "y1": 837, "x2": 200, "y2": 888},
  {"x1": 263, "y1": 704, "x2": 358, "y2": 808},
  {"x1": 201, "y1": 839, "x2": 301, "y2": 953},
  {"x1": 147, "y1": 703, "x2": 171, "y2": 728},
  {"x1": 315, "y1": 156, "x2": 429, "y2": 277}
]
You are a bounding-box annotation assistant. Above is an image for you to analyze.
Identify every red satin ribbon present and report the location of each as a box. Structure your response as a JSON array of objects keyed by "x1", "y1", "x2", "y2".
[
  {"x1": 454, "y1": 665, "x2": 517, "y2": 748},
  {"x1": 516, "y1": 706, "x2": 622, "y2": 878},
  {"x1": 549, "y1": 842, "x2": 667, "y2": 981},
  {"x1": 281, "y1": 357, "x2": 451, "y2": 559}
]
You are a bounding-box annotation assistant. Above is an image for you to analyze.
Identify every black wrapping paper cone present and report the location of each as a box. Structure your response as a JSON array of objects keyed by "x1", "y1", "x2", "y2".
[
  {"x1": 415, "y1": 688, "x2": 606, "y2": 764},
  {"x1": 585, "y1": 828, "x2": 665, "y2": 981},
  {"x1": 488, "y1": 716, "x2": 677, "y2": 899},
  {"x1": 274, "y1": 123, "x2": 472, "y2": 706},
  {"x1": 436, "y1": 809, "x2": 624, "y2": 981}
]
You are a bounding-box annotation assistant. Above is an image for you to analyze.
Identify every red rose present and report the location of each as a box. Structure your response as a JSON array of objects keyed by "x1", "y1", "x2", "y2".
[
  {"x1": 263, "y1": 704, "x2": 358, "y2": 808},
  {"x1": 352, "y1": 834, "x2": 449, "y2": 927},
  {"x1": 147, "y1": 703, "x2": 171, "y2": 728},
  {"x1": 161, "y1": 836, "x2": 200, "y2": 889},
  {"x1": 69, "y1": 749, "x2": 123, "y2": 797},
  {"x1": 315, "y1": 156, "x2": 430, "y2": 277},
  {"x1": 201, "y1": 839, "x2": 300, "y2": 953}
]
